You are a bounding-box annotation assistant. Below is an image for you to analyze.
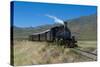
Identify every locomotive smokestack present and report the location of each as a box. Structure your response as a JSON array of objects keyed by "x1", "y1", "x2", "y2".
[
  {"x1": 63, "y1": 21, "x2": 69, "y2": 31},
  {"x1": 64, "y1": 21, "x2": 68, "y2": 26}
]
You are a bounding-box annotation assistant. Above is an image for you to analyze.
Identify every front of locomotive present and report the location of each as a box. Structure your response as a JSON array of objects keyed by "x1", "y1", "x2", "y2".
[
  {"x1": 53, "y1": 21, "x2": 77, "y2": 47},
  {"x1": 62, "y1": 21, "x2": 71, "y2": 40},
  {"x1": 64, "y1": 21, "x2": 78, "y2": 47},
  {"x1": 55, "y1": 21, "x2": 71, "y2": 40}
]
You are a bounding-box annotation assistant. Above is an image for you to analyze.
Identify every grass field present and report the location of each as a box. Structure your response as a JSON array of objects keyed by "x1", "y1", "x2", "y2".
[
  {"x1": 13, "y1": 40, "x2": 97, "y2": 66},
  {"x1": 77, "y1": 41, "x2": 97, "y2": 52}
]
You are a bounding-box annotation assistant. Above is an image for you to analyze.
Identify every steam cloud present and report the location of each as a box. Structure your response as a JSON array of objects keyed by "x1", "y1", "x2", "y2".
[{"x1": 45, "y1": 14, "x2": 64, "y2": 25}]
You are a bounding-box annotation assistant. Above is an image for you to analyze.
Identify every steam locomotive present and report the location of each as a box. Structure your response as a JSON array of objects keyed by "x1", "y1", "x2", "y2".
[{"x1": 29, "y1": 21, "x2": 77, "y2": 48}]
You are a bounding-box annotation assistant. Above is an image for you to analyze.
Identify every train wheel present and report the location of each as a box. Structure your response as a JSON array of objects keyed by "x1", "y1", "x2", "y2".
[
  {"x1": 65, "y1": 40, "x2": 70, "y2": 48},
  {"x1": 69, "y1": 41, "x2": 78, "y2": 48}
]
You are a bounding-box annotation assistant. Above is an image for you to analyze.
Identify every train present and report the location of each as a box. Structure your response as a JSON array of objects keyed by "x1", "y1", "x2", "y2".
[{"x1": 29, "y1": 21, "x2": 78, "y2": 48}]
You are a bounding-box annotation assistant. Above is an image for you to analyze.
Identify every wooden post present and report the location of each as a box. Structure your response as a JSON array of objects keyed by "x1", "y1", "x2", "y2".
[
  {"x1": 50, "y1": 31, "x2": 53, "y2": 41},
  {"x1": 45, "y1": 32, "x2": 47, "y2": 41},
  {"x1": 31, "y1": 35, "x2": 33, "y2": 41},
  {"x1": 38, "y1": 34, "x2": 40, "y2": 41}
]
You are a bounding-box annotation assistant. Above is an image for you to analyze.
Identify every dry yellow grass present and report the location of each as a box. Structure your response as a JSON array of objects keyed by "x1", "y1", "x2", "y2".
[
  {"x1": 77, "y1": 41, "x2": 97, "y2": 52},
  {"x1": 13, "y1": 40, "x2": 96, "y2": 66}
]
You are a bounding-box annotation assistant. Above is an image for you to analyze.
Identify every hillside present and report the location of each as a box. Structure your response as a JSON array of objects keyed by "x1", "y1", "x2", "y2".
[
  {"x1": 68, "y1": 14, "x2": 97, "y2": 40},
  {"x1": 13, "y1": 14, "x2": 97, "y2": 41}
]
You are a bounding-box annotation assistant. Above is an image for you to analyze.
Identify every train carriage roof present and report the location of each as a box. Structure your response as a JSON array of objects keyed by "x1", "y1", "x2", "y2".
[
  {"x1": 31, "y1": 24, "x2": 64, "y2": 35},
  {"x1": 32, "y1": 29, "x2": 50, "y2": 35}
]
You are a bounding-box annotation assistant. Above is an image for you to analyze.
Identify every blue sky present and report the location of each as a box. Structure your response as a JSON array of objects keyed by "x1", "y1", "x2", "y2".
[{"x1": 12, "y1": 1, "x2": 97, "y2": 27}]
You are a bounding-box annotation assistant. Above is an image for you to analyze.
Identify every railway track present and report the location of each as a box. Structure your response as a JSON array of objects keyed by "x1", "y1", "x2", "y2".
[{"x1": 71, "y1": 48, "x2": 97, "y2": 60}]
